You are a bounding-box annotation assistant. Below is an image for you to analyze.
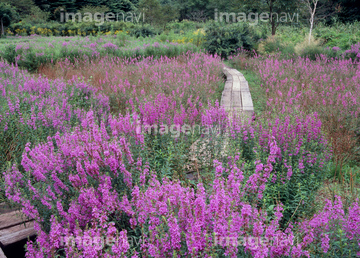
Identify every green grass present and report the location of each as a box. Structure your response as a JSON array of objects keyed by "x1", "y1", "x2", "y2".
[
  {"x1": 239, "y1": 69, "x2": 266, "y2": 114},
  {"x1": 314, "y1": 161, "x2": 360, "y2": 215},
  {"x1": 0, "y1": 35, "x2": 201, "y2": 72},
  {"x1": 255, "y1": 22, "x2": 360, "y2": 55}
]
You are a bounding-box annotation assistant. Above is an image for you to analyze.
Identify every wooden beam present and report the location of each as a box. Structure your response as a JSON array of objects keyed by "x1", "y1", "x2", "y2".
[
  {"x1": 0, "y1": 247, "x2": 6, "y2": 258},
  {"x1": 0, "y1": 221, "x2": 36, "y2": 247},
  {"x1": 0, "y1": 211, "x2": 32, "y2": 231}
]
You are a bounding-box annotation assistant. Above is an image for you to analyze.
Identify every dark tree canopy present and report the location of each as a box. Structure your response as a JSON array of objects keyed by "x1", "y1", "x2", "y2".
[
  {"x1": 2, "y1": 0, "x2": 359, "y2": 23},
  {"x1": 0, "y1": 2, "x2": 17, "y2": 35}
]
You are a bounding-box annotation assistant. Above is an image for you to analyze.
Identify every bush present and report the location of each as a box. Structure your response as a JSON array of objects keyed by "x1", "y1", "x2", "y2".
[
  {"x1": 165, "y1": 20, "x2": 203, "y2": 31},
  {"x1": 343, "y1": 42, "x2": 360, "y2": 62},
  {"x1": 116, "y1": 32, "x2": 130, "y2": 46},
  {"x1": 280, "y1": 44, "x2": 296, "y2": 58},
  {"x1": 22, "y1": 6, "x2": 50, "y2": 24},
  {"x1": 15, "y1": 46, "x2": 50, "y2": 72},
  {"x1": 2, "y1": 44, "x2": 16, "y2": 64},
  {"x1": 130, "y1": 24, "x2": 158, "y2": 38},
  {"x1": 299, "y1": 44, "x2": 327, "y2": 60},
  {"x1": 7, "y1": 21, "x2": 138, "y2": 37},
  {"x1": 263, "y1": 37, "x2": 283, "y2": 53},
  {"x1": 297, "y1": 44, "x2": 342, "y2": 61},
  {"x1": 314, "y1": 21, "x2": 360, "y2": 50},
  {"x1": 203, "y1": 22, "x2": 258, "y2": 59}
]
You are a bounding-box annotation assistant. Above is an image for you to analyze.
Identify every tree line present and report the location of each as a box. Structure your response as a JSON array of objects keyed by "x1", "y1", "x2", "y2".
[
  {"x1": 0, "y1": 0, "x2": 359, "y2": 36},
  {"x1": 1, "y1": 0, "x2": 360, "y2": 22}
]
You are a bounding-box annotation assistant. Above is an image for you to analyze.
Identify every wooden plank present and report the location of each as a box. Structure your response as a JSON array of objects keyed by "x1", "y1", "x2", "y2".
[
  {"x1": 232, "y1": 79, "x2": 241, "y2": 91},
  {"x1": 223, "y1": 81, "x2": 233, "y2": 91},
  {"x1": 240, "y1": 81, "x2": 250, "y2": 92},
  {"x1": 0, "y1": 221, "x2": 36, "y2": 246},
  {"x1": 0, "y1": 247, "x2": 6, "y2": 258},
  {"x1": 231, "y1": 91, "x2": 242, "y2": 108},
  {"x1": 220, "y1": 91, "x2": 232, "y2": 108},
  {"x1": 231, "y1": 69, "x2": 241, "y2": 75},
  {"x1": 239, "y1": 75, "x2": 247, "y2": 82},
  {"x1": 0, "y1": 211, "x2": 32, "y2": 230},
  {"x1": 241, "y1": 91, "x2": 254, "y2": 111},
  {"x1": 0, "y1": 221, "x2": 34, "y2": 237}
]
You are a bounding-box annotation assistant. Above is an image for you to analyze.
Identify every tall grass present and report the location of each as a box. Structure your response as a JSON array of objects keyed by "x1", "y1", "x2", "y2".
[
  {"x1": 38, "y1": 52, "x2": 224, "y2": 115},
  {"x1": 0, "y1": 35, "x2": 200, "y2": 72}
]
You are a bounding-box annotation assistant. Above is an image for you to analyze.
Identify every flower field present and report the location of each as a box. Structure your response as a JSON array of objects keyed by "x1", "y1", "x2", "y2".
[
  {"x1": 229, "y1": 50, "x2": 360, "y2": 182},
  {"x1": 0, "y1": 36, "x2": 199, "y2": 72},
  {"x1": 0, "y1": 35, "x2": 359, "y2": 258},
  {"x1": 38, "y1": 52, "x2": 223, "y2": 114}
]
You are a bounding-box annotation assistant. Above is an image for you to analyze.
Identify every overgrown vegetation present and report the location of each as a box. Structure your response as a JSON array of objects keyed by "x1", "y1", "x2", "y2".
[
  {"x1": 203, "y1": 22, "x2": 261, "y2": 59},
  {"x1": 0, "y1": 36, "x2": 200, "y2": 72},
  {"x1": 0, "y1": 0, "x2": 360, "y2": 257}
]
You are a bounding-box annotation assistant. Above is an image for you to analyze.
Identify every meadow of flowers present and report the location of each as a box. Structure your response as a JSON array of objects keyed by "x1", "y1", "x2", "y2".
[
  {"x1": 0, "y1": 35, "x2": 199, "y2": 72},
  {"x1": 38, "y1": 52, "x2": 224, "y2": 114},
  {"x1": 6, "y1": 22, "x2": 206, "y2": 47},
  {"x1": 229, "y1": 48, "x2": 360, "y2": 180},
  {"x1": 0, "y1": 60, "x2": 109, "y2": 174},
  {"x1": 0, "y1": 36, "x2": 359, "y2": 257}
]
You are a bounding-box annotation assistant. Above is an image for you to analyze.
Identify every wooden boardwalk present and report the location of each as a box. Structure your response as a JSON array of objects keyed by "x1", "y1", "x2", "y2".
[
  {"x1": 0, "y1": 203, "x2": 36, "y2": 257},
  {"x1": 221, "y1": 66, "x2": 254, "y2": 116},
  {"x1": 186, "y1": 65, "x2": 254, "y2": 180}
]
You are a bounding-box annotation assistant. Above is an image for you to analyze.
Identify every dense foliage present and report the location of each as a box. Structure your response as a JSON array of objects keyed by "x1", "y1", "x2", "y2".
[
  {"x1": 203, "y1": 22, "x2": 260, "y2": 59},
  {"x1": 0, "y1": 0, "x2": 360, "y2": 255},
  {"x1": 0, "y1": 36, "x2": 359, "y2": 256},
  {"x1": 0, "y1": 35, "x2": 199, "y2": 71},
  {"x1": 0, "y1": 60, "x2": 109, "y2": 174},
  {"x1": 3, "y1": 0, "x2": 360, "y2": 23}
]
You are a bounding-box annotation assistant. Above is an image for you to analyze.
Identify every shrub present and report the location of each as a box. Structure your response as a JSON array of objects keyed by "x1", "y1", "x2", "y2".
[
  {"x1": 7, "y1": 21, "x2": 137, "y2": 37},
  {"x1": 299, "y1": 44, "x2": 326, "y2": 60},
  {"x1": 165, "y1": 20, "x2": 202, "y2": 32},
  {"x1": 15, "y1": 46, "x2": 50, "y2": 72},
  {"x1": 256, "y1": 36, "x2": 296, "y2": 58},
  {"x1": 280, "y1": 44, "x2": 296, "y2": 58},
  {"x1": 262, "y1": 36, "x2": 283, "y2": 53},
  {"x1": 22, "y1": 6, "x2": 50, "y2": 24},
  {"x1": 343, "y1": 42, "x2": 360, "y2": 62},
  {"x1": 274, "y1": 25, "x2": 307, "y2": 46},
  {"x1": 314, "y1": 21, "x2": 360, "y2": 50},
  {"x1": 116, "y1": 32, "x2": 130, "y2": 47},
  {"x1": 2, "y1": 44, "x2": 16, "y2": 64},
  {"x1": 130, "y1": 24, "x2": 158, "y2": 38},
  {"x1": 203, "y1": 22, "x2": 258, "y2": 59}
]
